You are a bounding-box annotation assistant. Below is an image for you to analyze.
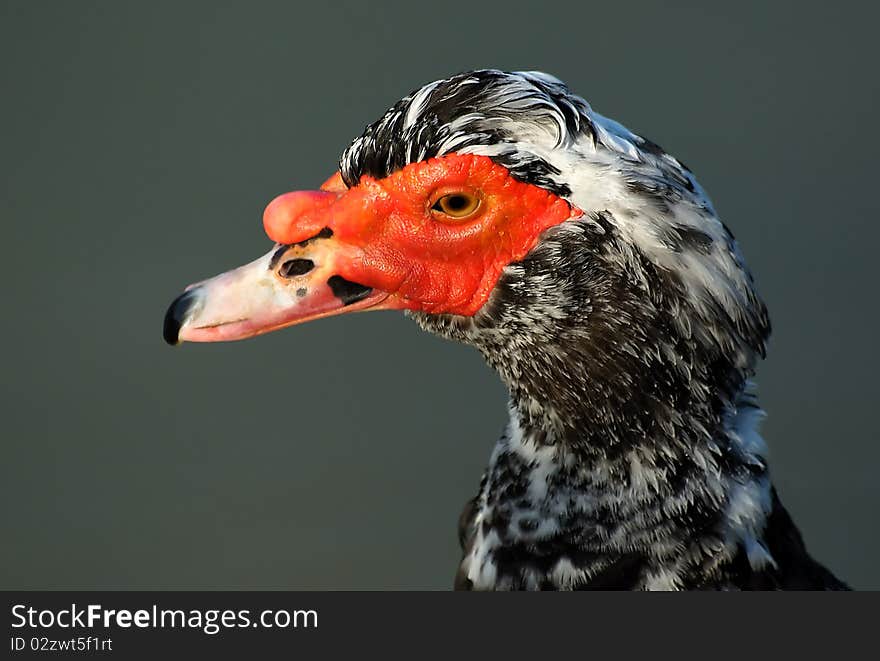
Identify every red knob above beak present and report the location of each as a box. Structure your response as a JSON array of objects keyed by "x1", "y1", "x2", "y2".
[{"x1": 263, "y1": 190, "x2": 339, "y2": 244}]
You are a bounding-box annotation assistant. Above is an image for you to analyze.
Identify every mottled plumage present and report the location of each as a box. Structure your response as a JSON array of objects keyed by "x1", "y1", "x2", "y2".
[{"x1": 341, "y1": 70, "x2": 848, "y2": 590}]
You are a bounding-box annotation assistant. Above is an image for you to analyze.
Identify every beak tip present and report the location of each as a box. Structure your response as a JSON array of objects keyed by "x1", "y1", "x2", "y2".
[
  {"x1": 163, "y1": 289, "x2": 200, "y2": 346},
  {"x1": 163, "y1": 306, "x2": 183, "y2": 346}
]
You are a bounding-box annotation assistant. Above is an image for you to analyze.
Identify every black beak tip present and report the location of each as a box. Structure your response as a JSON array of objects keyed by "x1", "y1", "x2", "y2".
[{"x1": 163, "y1": 290, "x2": 198, "y2": 346}]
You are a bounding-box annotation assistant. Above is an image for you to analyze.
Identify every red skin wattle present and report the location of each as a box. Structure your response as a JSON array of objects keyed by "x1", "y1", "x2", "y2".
[{"x1": 263, "y1": 153, "x2": 581, "y2": 316}]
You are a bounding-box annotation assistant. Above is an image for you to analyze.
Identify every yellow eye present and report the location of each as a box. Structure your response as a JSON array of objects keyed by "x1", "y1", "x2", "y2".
[{"x1": 431, "y1": 192, "x2": 481, "y2": 219}]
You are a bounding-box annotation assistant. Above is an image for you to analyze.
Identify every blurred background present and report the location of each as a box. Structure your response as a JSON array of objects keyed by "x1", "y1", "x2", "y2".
[{"x1": 1, "y1": 0, "x2": 877, "y2": 589}]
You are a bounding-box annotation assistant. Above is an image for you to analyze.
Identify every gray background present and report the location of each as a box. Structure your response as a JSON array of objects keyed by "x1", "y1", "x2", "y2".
[{"x1": 2, "y1": 1, "x2": 877, "y2": 589}]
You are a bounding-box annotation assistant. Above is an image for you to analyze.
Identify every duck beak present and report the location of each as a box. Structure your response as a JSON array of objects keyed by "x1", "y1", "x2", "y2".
[{"x1": 163, "y1": 232, "x2": 394, "y2": 345}]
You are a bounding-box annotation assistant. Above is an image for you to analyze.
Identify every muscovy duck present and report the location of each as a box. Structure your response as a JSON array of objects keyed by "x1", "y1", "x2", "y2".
[{"x1": 164, "y1": 70, "x2": 849, "y2": 590}]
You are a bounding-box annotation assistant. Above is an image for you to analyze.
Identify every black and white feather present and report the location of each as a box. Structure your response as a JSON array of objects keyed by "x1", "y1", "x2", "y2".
[{"x1": 341, "y1": 70, "x2": 848, "y2": 590}]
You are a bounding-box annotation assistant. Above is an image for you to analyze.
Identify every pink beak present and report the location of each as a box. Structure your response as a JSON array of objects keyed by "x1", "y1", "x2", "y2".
[{"x1": 163, "y1": 228, "x2": 391, "y2": 345}]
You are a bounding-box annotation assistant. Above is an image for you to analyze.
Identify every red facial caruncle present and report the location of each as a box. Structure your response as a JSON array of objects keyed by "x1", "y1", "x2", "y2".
[{"x1": 164, "y1": 153, "x2": 581, "y2": 344}]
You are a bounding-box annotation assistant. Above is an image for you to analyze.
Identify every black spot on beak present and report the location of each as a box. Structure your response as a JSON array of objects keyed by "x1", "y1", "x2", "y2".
[
  {"x1": 279, "y1": 258, "x2": 314, "y2": 278},
  {"x1": 327, "y1": 276, "x2": 372, "y2": 306}
]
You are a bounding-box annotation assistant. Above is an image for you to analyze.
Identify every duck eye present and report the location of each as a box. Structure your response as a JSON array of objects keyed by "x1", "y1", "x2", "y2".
[{"x1": 431, "y1": 192, "x2": 480, "y2": 219}]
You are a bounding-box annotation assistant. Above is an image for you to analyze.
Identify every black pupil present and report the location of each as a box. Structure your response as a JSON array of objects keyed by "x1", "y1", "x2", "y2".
[{"x1": 445, "y1": 195, "x2": 468, "y2": 212}]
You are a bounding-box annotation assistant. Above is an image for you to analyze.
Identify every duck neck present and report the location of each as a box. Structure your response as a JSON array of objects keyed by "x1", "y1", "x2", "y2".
[
  {"x1": 462, "y1": 367, "x2": 773, "y2": 589},
  {"x1": 459, "y1": 221, "x2": 773, "y2": 589}
]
